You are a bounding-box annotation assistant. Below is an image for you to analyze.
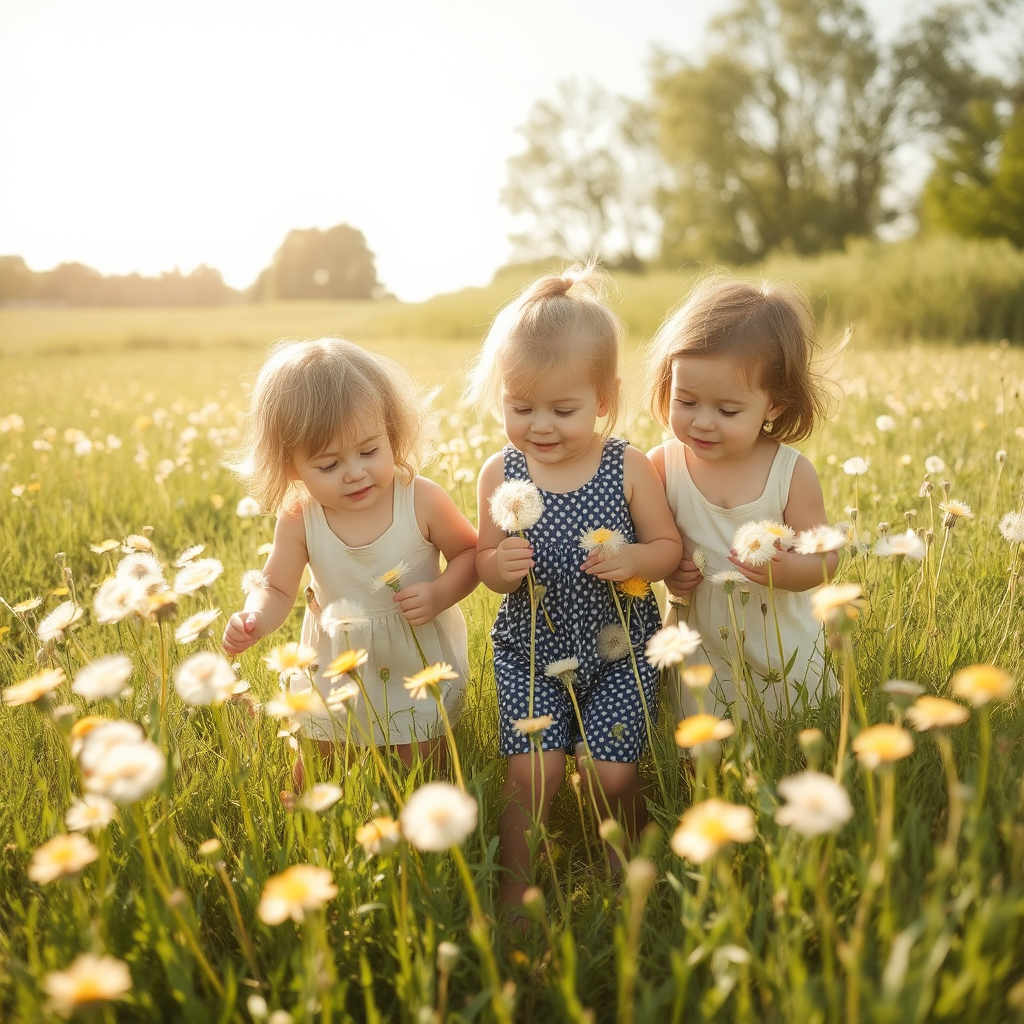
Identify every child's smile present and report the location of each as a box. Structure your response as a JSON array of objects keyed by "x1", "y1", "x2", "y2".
[{"x1": 501, "y1": 367, "x2": 608, "y2": 471}]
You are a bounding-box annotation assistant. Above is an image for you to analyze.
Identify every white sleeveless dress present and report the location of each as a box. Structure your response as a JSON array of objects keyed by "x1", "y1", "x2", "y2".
[
  {"x1": 663, "y1": 439, "x2": 828, "y2": 719},
  {"x1": 294, "y1": 477, "x2": 469, "y2": 745}
]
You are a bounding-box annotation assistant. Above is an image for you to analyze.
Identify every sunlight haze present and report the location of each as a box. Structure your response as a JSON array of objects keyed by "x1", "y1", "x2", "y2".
[{"x1": 2, "y1": 0, "x2": 909, "y2": 301}]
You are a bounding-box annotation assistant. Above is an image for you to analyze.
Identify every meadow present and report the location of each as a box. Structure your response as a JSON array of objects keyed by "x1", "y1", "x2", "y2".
[{"x1": 2, "y1": 274, "x2": 1024, "y2": 1023}]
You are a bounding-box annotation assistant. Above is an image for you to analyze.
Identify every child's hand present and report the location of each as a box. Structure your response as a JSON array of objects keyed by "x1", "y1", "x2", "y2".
[
  {"x1": 222, "y1": 611, "x2": 262, "y2": 655},
  {"x1": 393, "y1": 581, "x2": 442, "y2": 627},
  {"x1": 495, "y1": 536, "x2": 534, "y2": 585},
  {"x1": 728, "y1": 544, "x2": 785, "y2": 588},
  {"x1": 665, "y1": 557, "x2": 703, "y2": 597},
  {"x1": 580, "y1": 545, "x2": 640, "y2": 582}
]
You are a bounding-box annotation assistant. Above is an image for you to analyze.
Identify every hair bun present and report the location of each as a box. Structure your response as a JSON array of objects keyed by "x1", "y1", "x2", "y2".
[{"x1": 526, "y1": 263, "x2": 603, "y2": 303}]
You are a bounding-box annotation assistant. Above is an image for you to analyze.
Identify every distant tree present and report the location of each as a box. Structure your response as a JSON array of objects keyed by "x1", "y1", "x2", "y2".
[
  {"x1": 652, "y1": 0, "x2": 994, "y2": 264},
  {"x1": 0, "y1": 256, "x2": 35, "y2": 302},
  {"x1": 920, "y1": 3, "x2": 1024, "y2": 246},
  {"x1": 251, "y1": 224, "x2": 381, "y2": 300},
  {"x1": 502, "y1": 81, "x2": 663, "y2": 267}
]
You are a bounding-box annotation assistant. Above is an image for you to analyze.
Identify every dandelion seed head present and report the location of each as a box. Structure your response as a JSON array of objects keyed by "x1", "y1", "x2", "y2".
[
  {"x1": 489, "y1": 480, "x2": 544, "y2": 532},
  {"x1": 775, "y1": 772, "x2": 853, "y2": 837},
  {"x1": 400, "y1": 782, "x2": 478, "y2": 852}
]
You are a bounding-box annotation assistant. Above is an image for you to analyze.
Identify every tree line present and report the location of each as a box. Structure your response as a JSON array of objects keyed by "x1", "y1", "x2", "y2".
[
  {"x1": 504, "y1": 0, "x2": 1024, "y2": 268},
  {"x1": 0, "y1": 224, "x2": 382, "y2": 307}
]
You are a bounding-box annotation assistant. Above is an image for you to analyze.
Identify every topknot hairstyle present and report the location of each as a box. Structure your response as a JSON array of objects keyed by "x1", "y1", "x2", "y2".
[
  {"x1": 226, "y1": 337, "x2": 432, "y2": 512},
  {"x1": 465, "y1": 264, "x2": 623, "y2": 432},
  {"x1": 646, "y1": 275, "x2": 834, "y2": 444}
]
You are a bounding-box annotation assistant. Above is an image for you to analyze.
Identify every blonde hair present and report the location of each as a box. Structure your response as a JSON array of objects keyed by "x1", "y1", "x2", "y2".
[
  {"x1": 465, "y1": 265, "x2": 623, "y2": 433},
  {"x1": 226, "y1": 338, "x2": 432, "y2": 512},
  {"x1": 647, "y1": 275, "x2": 833, "y2": 444}
]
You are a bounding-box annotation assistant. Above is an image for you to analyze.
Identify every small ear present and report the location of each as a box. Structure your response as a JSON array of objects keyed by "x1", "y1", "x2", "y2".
[
  {"x1": 766, "y1": 401, "x2": 786, "y2": 427},
  {"x1": 598, "y1": 378, "x2": 620, "y2": 418}
]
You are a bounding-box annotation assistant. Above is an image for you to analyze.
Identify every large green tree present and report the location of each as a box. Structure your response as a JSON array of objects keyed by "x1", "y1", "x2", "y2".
[
  {"x1": 653, "y1": 0, "x2": 992, "y2": 264},
  {"x1": 921, "y1": 2, "x2": 1024, "y2": 246}
]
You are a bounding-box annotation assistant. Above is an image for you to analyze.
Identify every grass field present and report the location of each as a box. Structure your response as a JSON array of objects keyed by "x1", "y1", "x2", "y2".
[{"x1": 2, "y1": 301, "x2": 1024, "y2": 1022}]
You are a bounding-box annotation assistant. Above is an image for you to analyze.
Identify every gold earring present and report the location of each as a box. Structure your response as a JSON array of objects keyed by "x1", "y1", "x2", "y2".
[{"x1": 762, "y1": 419, "x2": 774, "y2": 434}]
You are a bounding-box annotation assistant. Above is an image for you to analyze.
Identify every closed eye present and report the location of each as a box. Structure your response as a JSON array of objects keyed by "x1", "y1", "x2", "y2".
[
  {"x1": 360, "y1": 447, "x2": 380, "y2": 457},
  {"x1": 554, "y1": 409, "x2": 576, "y2": 417},
  {"x1": 720, "y1": 410, "x2": 740, "y2": 417},
  {"x1": 317, "y1": 461, "x2": 339, "y2": 472}
]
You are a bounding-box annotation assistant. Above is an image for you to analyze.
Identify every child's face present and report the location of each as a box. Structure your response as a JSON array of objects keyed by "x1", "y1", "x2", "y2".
[
  {"x1": 670, "y1": 355, "x2": 783, "y2": 463},
  {"x1": 501, "y1": 366, "x2": 607, "y2": 468},
  {"x1": 291, "y1": 414, "x2": 396, "y2": 514}
]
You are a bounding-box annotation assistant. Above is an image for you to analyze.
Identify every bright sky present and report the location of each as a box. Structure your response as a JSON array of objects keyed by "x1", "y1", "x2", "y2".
[{"x1": 1, "y1": 0, "x2": 912, "y2": 301}]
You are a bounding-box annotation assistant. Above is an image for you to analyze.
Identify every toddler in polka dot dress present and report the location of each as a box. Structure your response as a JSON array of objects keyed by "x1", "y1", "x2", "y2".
[{"x1": 468, "y1": 266, "x2": 682, "y2": 909}]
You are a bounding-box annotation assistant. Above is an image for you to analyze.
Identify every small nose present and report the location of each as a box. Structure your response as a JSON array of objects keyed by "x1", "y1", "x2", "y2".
[
  {"x1": 692, "y1": 406, "x2": 714, "y2": 430},
  {"x1": 342, "y1": 461, "x2": 365, "y2": 481}
]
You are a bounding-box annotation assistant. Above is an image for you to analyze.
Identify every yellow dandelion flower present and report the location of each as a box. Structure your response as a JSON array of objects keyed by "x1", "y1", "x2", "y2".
[
  {"x1": 257, "y1": 864, "x2": 337, "y2": 924},
  {"x1": 513, "y1": 714, "x2": 554, "y2": 736},
  {"x1": 356, "y1": 816, "x2": 402, "y2": 856},
  {"x1": 616, "y1": 577, "x2": 651, "y2": 599},
  {"x1": 325, "y1": 648, "x2": 369, "y2": 681},
  {"x1": 950, "y1": 664, "x2": 1013, "y2": 707},
  {"x1": 263, "y1": 643, "x2": 319, "y2": 674},
  {"x1": 852, "y1": 724, "x2": 914, "y2": 769},
  {"x1": 28, "y1": 834, "x2": 98, "y2": 884},
  {"x1": 905, "y1": 696, "x2": 970, "y2": 731},
  {"x1": 674, "y1": 714, "x2": 734, "y2": 750},
  {"x1": 3, "y1": 667, "x2": 65, "y2": 706},
  {"x1": 670, "y1": 799, "x2": 755, "y2": 863},
  {"x1": 43, "y1": 953, "x2": 132, "y2": 1017},
  {"x1": 403, "y1": 662, "x2": 459, "y2": 699}
]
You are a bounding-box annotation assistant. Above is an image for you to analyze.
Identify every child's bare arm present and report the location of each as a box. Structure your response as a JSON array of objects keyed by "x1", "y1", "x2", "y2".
[
  {"x1": 222, "y1": 507, "x2": 307, "y2": 654},
  {"x1": 581, "y1": 446, "x2": 683, "y2": 583},
  {"x1": 475, "y1": 454, "x2": 533, "y2": 594},
  {"x1": 393, "y1": 478, "x2": 480, "y2": 627},
  {"x1": 728, "y1": 455, "x2": 839, "y2": 591},
  {"x1": 647, "y1": 443, "x2": 701, "y2": 596}
]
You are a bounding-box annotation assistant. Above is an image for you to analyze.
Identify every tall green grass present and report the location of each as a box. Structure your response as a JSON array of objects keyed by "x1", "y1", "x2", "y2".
[{"x1": 1, "y1": 338, "x2": 1024, "y2": 1022}]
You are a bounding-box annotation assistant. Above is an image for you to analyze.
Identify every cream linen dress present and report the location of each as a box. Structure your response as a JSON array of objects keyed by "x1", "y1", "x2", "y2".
[
  {"x1": 294, "y1": 477, "x2": 468, "y2": 745},
  {"x1": 663, "y1": 439, "x2": 828, "y2": 719}
]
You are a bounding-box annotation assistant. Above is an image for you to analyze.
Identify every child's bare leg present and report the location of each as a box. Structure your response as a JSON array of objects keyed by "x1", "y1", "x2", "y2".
[
  {"x1": 393, "y1": 738, "x2": 447, "y2": 774},
  {"x1": 291, "y1": 739, "x2": 336, "y2": 792},
  {"x1": 578, "y1": 758, "x2": 648, "y2": 860},
  {"x1": 499, "y1": 750, "x2": 566, "y2": 908}
]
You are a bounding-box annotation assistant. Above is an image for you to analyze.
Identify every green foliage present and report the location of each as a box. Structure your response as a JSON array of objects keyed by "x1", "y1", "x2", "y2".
[{"x1": 924, "y1": 102, "x2": 1024, "y2": 247}]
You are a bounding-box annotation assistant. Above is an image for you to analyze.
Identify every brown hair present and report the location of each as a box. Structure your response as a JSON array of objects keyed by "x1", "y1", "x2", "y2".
[
  {"x1": 465, "y1": 264, "x2": 623, "y2": 433},
  {"x1": 646, "y1": 275, "x2": 834, "y2": 444},
  {"x1": 226, "y1": 337, "x2": 432, "y2": 512}
]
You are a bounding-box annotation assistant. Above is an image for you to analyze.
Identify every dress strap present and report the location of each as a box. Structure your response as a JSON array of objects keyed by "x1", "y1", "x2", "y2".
[
  {"x1": 393, "y1": 475, "x2": 418, "y2": 530},
  {"x1": 769, "y1": 444, "x2": 801, "y2": 509},
  {"x1": 502, "y1": 444, "x2": 529, "y2": 481}
]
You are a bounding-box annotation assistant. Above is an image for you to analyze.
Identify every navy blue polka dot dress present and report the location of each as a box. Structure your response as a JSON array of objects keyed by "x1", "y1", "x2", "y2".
[{"x1": 492, "y1": 438, "x2": 661, "y2": 761}]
